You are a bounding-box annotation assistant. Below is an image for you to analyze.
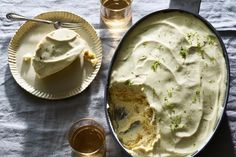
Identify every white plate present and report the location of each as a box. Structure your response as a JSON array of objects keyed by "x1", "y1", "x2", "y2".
[{"x1": 8, "y1": 11, "x2": 102, "y2": 100}]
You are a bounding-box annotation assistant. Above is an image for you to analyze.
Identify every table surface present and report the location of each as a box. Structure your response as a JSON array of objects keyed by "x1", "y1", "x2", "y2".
[{"x1": 0, "y1": 0, "x2": 236, "y2": 157}]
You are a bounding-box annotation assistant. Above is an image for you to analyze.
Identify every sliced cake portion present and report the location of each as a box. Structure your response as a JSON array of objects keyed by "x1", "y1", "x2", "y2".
[{"x1": 32, "y1": 28, "x2": 97, "y2": 78}]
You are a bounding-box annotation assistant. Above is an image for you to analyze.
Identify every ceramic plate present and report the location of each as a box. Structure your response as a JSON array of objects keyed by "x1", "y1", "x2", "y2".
[{"x1": 8, "y1": 11, "x2": 102, "y2": 99}]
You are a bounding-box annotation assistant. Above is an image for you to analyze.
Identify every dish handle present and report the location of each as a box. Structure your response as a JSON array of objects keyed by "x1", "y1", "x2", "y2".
[{"x1": 169, "y1": 0, "x2": 201, "y2": 14}]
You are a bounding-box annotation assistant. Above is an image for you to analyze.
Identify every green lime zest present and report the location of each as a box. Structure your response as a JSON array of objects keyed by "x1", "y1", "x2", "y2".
[{"x1": 151, "y1": 60, "x2": 161, "y2": 72}]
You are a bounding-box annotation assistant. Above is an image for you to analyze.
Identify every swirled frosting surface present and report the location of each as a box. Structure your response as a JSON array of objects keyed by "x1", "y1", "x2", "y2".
[{"x1": 108, "y1": 12, "x2": 227, "y2": 157}]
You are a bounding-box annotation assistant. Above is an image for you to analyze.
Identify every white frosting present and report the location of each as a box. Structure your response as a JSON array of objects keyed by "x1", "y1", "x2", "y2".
[
  {"x1": 108, "y1": 12, "x2": 227, "y2": 157},
  {"x1": 47, "y1": 28, "x2": 77, "y2": 41},
  {"x1": 32, "y1": 28, "x2": 88, "y2": 78}
]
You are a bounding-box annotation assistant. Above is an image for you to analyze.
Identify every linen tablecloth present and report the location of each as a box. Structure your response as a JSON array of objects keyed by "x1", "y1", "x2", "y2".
[{"x1": 0, "y1": 0, "x2": 235, "y2": 156}]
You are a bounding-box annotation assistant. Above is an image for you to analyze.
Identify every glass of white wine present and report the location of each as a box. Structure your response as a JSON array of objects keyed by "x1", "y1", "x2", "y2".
[
  {"x1": 100, "y1": 0, "x2": 132, "y2": 28},
  {"x1": 68, "y1": 118, "x2": 106, "y2": 157}
]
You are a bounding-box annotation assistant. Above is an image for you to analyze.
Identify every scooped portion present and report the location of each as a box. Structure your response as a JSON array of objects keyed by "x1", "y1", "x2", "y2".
[
  {"x1": 32, "y1": 28, "x2": 97, "y2": 78},
  {"x1": 109, "y1": 82, "x2": 160, "y2": 152},
  {"x1": 108, "y1": 12, "x2": 227, "y2": 157}
]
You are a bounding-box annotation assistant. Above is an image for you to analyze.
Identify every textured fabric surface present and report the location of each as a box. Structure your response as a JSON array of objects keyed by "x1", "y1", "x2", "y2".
[{"x1": 0, "y1": 0, "x2": 235, "y2": 156}]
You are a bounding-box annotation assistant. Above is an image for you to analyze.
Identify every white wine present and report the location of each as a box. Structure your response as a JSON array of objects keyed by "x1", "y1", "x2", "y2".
[
  {"x1": 101, "y1": 0, "x2": 132, "y2": 27},
  {"x1": 70, "y1": 125, "x2": 105, "y2": 153},
  {"x1": 68, "y1": 119, "x2": 106, "y2": 157}
]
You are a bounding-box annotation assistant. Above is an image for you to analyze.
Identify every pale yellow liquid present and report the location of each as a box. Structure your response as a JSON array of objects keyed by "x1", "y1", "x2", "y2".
[
  {"x1": 101, "y1": 0, "x2": 132, "y2": 27},
  {"x1": 69, "y1": 125, "x2": 105, "y2": 157}
]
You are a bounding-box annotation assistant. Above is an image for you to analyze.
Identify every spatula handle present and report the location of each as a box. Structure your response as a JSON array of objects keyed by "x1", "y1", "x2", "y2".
[{"x1": 169, "y1": 0, "x2": 201, "y2": 14}]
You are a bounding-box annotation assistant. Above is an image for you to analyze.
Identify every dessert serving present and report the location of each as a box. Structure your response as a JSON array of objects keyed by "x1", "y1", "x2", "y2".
[
  {"x1": 108, "y1": 11, "x2": 227, "y2": 157},
  {"x1": 30, "y1": 28, "x2": 97, "y2": 78}
]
